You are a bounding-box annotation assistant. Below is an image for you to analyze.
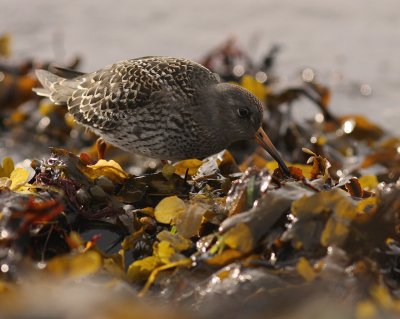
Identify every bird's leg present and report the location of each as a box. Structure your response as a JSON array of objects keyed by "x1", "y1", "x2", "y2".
[{"x1": 96, "y1": 138, "x2": 108, "y2": 160}]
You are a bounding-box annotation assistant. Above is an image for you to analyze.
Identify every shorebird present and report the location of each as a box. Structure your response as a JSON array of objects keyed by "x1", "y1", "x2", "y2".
[{"x1": 33, "y1": 56, "x2": 289, "y2": 175}]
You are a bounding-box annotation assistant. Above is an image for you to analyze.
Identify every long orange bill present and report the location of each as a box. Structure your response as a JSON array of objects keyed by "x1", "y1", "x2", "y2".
[{"x1": 255, "y1": 127, "x2": 290, "y2": 176}]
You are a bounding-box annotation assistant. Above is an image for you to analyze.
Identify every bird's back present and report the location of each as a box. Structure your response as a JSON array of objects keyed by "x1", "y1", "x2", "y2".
[{"x1": 35, "y1": 57, "x2": 219, "y2": 130}]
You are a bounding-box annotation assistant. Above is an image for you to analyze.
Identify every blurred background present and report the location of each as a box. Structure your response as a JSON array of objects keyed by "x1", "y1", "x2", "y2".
[{"x1": 1, "y1": 0, "x2": 399, "y2": 133}]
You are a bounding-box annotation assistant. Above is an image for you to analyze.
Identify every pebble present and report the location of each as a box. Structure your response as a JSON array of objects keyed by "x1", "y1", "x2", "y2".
[
  {"x1": 76, "y1": 188, "x2": 92, "y2": 205},
  {"x1": 95, "y1": 175, "x2": 114, "y2": 193},
  {"x1": 90, "y1": 185, "x2": 106, "y2": 200}
]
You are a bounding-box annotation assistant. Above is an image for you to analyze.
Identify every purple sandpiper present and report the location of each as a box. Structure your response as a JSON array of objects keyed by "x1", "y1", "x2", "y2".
[{"x1": 33, "y1": 56, "x2": 289, "y2": 175}]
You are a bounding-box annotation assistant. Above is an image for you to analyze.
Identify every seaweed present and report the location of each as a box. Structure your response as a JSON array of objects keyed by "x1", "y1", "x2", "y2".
[{"x1": 0, "y1": 35, "x2": 400, "y2": 319}]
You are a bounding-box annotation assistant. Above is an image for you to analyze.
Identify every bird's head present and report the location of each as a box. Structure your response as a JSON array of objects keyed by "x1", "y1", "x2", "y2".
[{"x1": 198, "y1": 83, "x2": 290, "y2": 175}]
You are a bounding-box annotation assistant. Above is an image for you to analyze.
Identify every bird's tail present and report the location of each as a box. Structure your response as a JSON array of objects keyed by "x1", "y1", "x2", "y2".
[{"x1": 33, "y1": 70, "x2": 79, "y2": 105}]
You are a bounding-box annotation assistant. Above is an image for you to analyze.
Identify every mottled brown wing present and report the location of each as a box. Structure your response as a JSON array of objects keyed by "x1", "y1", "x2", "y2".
[{"x1": 67, "y1": 57, "x2": 219, "y2": 130}]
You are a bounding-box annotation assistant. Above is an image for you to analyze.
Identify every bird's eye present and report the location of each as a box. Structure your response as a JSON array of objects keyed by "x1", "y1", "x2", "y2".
[{"x1": 237, "y1": 107, "x2": 250, "y2": 118}]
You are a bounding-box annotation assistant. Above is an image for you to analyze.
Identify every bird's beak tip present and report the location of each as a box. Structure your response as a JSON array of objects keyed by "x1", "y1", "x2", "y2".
[{"x1": 255, "y1": 127, "x2": 290, "y2": 176}]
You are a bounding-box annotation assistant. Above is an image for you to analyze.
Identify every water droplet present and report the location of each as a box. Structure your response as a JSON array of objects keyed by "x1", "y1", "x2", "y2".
[
  {"x1": 37, "y1": 262, "x2": 46, "y2": 269},
  {"x1": 255, "y1": 71, "x2": 268, "y2": 83},
  {"x1": 0, "y1": 230, "x2": 9, "y2": 239},
  {"x1": 231, "y1": 267, "x2": 241, "y2": 279},
  {"x1": 260, "y1": 175, "x2": 272, "y2": 192},
  {"x1": 233, "y1": 65, "x2": 245, "y2": 77},
  {"x1": 315, "y1": 113, "x2": 325, "y2": 123},
  {"x1": 342, "y1": 119, "x2": 355, "y2": 134},
  {"x1": 360, "y1": 84, "x2": 372, "y2": 96},
  {"x1": 301, "y1": 68, "x2": 315, "y2": 82},
  {"x1": 310, "y1": 136, "x2": 317, "y2": 144},
  {"x1": 1, "y1": 264, "x2": 9, "y2": 273},
  {"x1": 38, "y1": 116, "x2": 51, "y2": 130},
  {"x1": 336, "y1": 129, "x2": 344, "y2": 137}
]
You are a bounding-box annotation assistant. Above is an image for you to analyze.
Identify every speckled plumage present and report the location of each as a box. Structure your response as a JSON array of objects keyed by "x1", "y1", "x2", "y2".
[{"x1": 33, "y1": 56, "x2": 288, "y2": 174}]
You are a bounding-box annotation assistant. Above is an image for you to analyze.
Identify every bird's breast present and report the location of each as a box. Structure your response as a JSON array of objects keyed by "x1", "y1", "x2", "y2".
[{"x1": 98, "y1": 108, "x2": 227, "y2": 160}]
